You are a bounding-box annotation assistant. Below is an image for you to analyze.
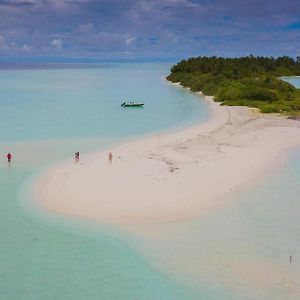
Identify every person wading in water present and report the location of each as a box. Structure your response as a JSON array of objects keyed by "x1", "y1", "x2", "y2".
[{"x1": 7, "y1": 153, "x2": 12, "y2": 163}]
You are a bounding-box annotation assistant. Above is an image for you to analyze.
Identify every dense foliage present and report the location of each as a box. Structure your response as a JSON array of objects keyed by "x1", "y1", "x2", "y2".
[{"x1": 166, "y1": 56, "x2": 300, "y2": 114}]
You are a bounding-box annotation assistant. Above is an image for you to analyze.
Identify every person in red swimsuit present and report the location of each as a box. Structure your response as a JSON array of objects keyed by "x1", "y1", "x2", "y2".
[{"x1": 7, "y1": 153, "x2": 12, "y2": 163}]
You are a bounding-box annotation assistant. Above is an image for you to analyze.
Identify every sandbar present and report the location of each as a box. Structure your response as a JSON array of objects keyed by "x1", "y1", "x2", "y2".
[{"x1": 33, "y1": 94, "x2": 300, "y2": 224}]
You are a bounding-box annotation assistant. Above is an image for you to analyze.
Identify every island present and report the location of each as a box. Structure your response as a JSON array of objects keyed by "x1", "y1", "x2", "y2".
[
  {"x1": 167, "y1": 56, "x2": 300, "y2": 114},
  {"x1": 32, "y1": 62, "x2": 300, "y2": 298}
]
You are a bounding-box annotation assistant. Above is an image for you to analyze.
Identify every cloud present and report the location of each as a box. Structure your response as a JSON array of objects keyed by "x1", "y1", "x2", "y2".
[
  {"x1": 78, "y1": 22, "x2": 94, "y2": 33},
  {"x1": 51, "y1": 38, "x2": 63, "y2": 49},
  {"x1": 0, "y1": 0, "x2": 89, "y2": 7},
  {"x1": 22, "y1": 44, "x2": 33, "y2": 52},
  {"x1": 0, "y1": 35, "x2": 9, "y2": 50},
  {"x1": 0, "y1": 0, "x2": 38, "y2": 6},
  {"x1": 125, "y1": 36, "x2": 136, "y2": 45},
  {"x1": 160, "y1": 0, "x2": 202, "y2": 9},
  {"x1": 0, "y1": 0, "x2": 300, "y2": 60}
]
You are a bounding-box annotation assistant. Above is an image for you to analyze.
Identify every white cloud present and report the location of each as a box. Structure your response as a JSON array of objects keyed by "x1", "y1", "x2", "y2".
[
  {"x1": 162, "y1": 0, "x2": 202, "y2": 8},
  {"x1": 0, "y1": 36, "x2": 6, "y2": 45},
  {"x1": 0, "y1": 35, "x2": 8, "y2": 50},
  {"x1": 22, "y1": 44, "x2": 33, "y2": 52},
  {"x1": 125, "y1": 37, "x2": 137, "y2": 45},
  {"x1": 78, "y1": 22, "x2": 94, "y2": 33},
  {"x1": 3, "y1": 0, "x2": 39, "y2": 3},
  {"x1": 51, "y1": 38, "x2": 63, "y2": 49}
]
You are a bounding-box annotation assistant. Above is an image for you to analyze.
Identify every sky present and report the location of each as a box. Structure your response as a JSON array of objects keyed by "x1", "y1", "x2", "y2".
[{"x1": 0, "y1": 0, "x2": 299, "y2": 62}]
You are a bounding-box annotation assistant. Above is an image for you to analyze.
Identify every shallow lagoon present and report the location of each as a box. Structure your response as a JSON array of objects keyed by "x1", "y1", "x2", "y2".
[
  {"x1": 0, "y1": 66, "x2": 300, "y2": 299},
  {"x1": 0, "y1": 63, "x2": 211, "y2": 299}
]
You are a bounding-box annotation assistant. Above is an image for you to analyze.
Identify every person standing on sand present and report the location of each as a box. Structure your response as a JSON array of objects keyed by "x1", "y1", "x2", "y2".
[
  {"x1": 109, "y1": 152, "x2": 113, "y2": 163},
  {"x1": 75, "y1": 152, "x2": 79, "y2": 163},
  {"x1": 7, "y1": 153, "x2": 12, "y2": 163}
]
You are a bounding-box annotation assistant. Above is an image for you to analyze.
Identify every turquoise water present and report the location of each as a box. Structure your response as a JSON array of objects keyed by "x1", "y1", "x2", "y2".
[
  {"x1": 1, "y1": 67, "x2": 300, "y2": 299},
  {"x1": 124, "y1": 77, "x2": 300, "y2": 299},
  {"x1": 131, "y1": 149, "x2": 300, "y2": 300},
  {"x1": 0, "y1": 63, "x2": 210, "y2": 299},
  {"x1": 282, "y1": 76, "x2": 300, "y2": 88},
  {"x1": 0, "y1": 64, "x2": 208, "y2": 142}
]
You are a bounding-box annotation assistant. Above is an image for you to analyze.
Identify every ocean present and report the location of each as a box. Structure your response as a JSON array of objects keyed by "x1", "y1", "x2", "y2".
[
  {"x1": 0, "y1": 63, "x2": 209, "y2": 300},
  {"x1": 0, "y1": 66, "x2": 299, "y2": 299}
]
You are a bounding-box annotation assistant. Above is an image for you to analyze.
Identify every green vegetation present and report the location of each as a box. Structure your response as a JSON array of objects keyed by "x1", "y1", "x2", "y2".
[{"x1": 166, "y1": 56, "x2": 300, "y2": 114}]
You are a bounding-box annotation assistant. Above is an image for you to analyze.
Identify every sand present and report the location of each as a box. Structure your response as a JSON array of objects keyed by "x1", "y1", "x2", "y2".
[{"x1": 33, "y1": 94, "x2": 300, "y2": 225}]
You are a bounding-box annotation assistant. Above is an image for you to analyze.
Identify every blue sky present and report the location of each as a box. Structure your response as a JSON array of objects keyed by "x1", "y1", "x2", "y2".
[{"x1": 0, "y1": 0, "x2": 299, "y2": 62}]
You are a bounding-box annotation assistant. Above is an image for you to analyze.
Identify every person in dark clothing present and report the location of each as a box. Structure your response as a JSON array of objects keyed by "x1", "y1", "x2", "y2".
[{"x1": 75, "y1": 152, "x2": 80, "y2": 163}]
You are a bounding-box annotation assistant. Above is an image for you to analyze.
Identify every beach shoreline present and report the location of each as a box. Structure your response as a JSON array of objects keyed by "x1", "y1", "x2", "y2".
[{"x1": 31, "y1": 90, "x2": 300, "y2": 225}]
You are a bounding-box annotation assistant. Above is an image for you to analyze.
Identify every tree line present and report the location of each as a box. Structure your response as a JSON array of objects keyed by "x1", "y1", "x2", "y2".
[{"x1": 166, "y1": 56, "x2": 300, "y2": 114}]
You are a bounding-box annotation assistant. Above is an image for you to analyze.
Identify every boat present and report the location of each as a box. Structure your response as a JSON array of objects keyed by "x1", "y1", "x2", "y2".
[{"x1": 121, "y1": 102, "x2": 144, "y2": 107}]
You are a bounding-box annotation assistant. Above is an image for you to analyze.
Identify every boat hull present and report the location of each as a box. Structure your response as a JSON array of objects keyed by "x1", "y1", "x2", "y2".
[{"x1": 121, "y1": 102, "x2": 144, "y2": 107}]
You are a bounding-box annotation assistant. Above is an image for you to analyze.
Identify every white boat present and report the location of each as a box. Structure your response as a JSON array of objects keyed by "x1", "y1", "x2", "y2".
[{"x1": 121, "y1": 102, "x2": 144, "y2": 107}]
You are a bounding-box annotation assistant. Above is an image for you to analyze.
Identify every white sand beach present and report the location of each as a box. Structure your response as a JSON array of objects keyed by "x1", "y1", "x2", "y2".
[{"x1": 33, "y1": 94, "x2": 300, "y2": 225}]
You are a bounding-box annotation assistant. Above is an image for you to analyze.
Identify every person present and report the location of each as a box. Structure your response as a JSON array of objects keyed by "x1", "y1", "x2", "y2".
[
  {"x1": 109, "y1": 152, "x2": 113, "y2": 163},
  {"x1": 290, "y1": 256, "x2": 292, "y2": 264},
  {"x1": 7, "y1": 153, "x2": 12, "y2": 163},
  {"x1": 75, "y1": 152, "x2": 79, "y2": 163}
]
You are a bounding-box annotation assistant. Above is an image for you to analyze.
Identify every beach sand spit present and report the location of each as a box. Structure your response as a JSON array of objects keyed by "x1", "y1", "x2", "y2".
[{"x1": 33, "y1": 95, "x2": 300, "y2": 225}]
